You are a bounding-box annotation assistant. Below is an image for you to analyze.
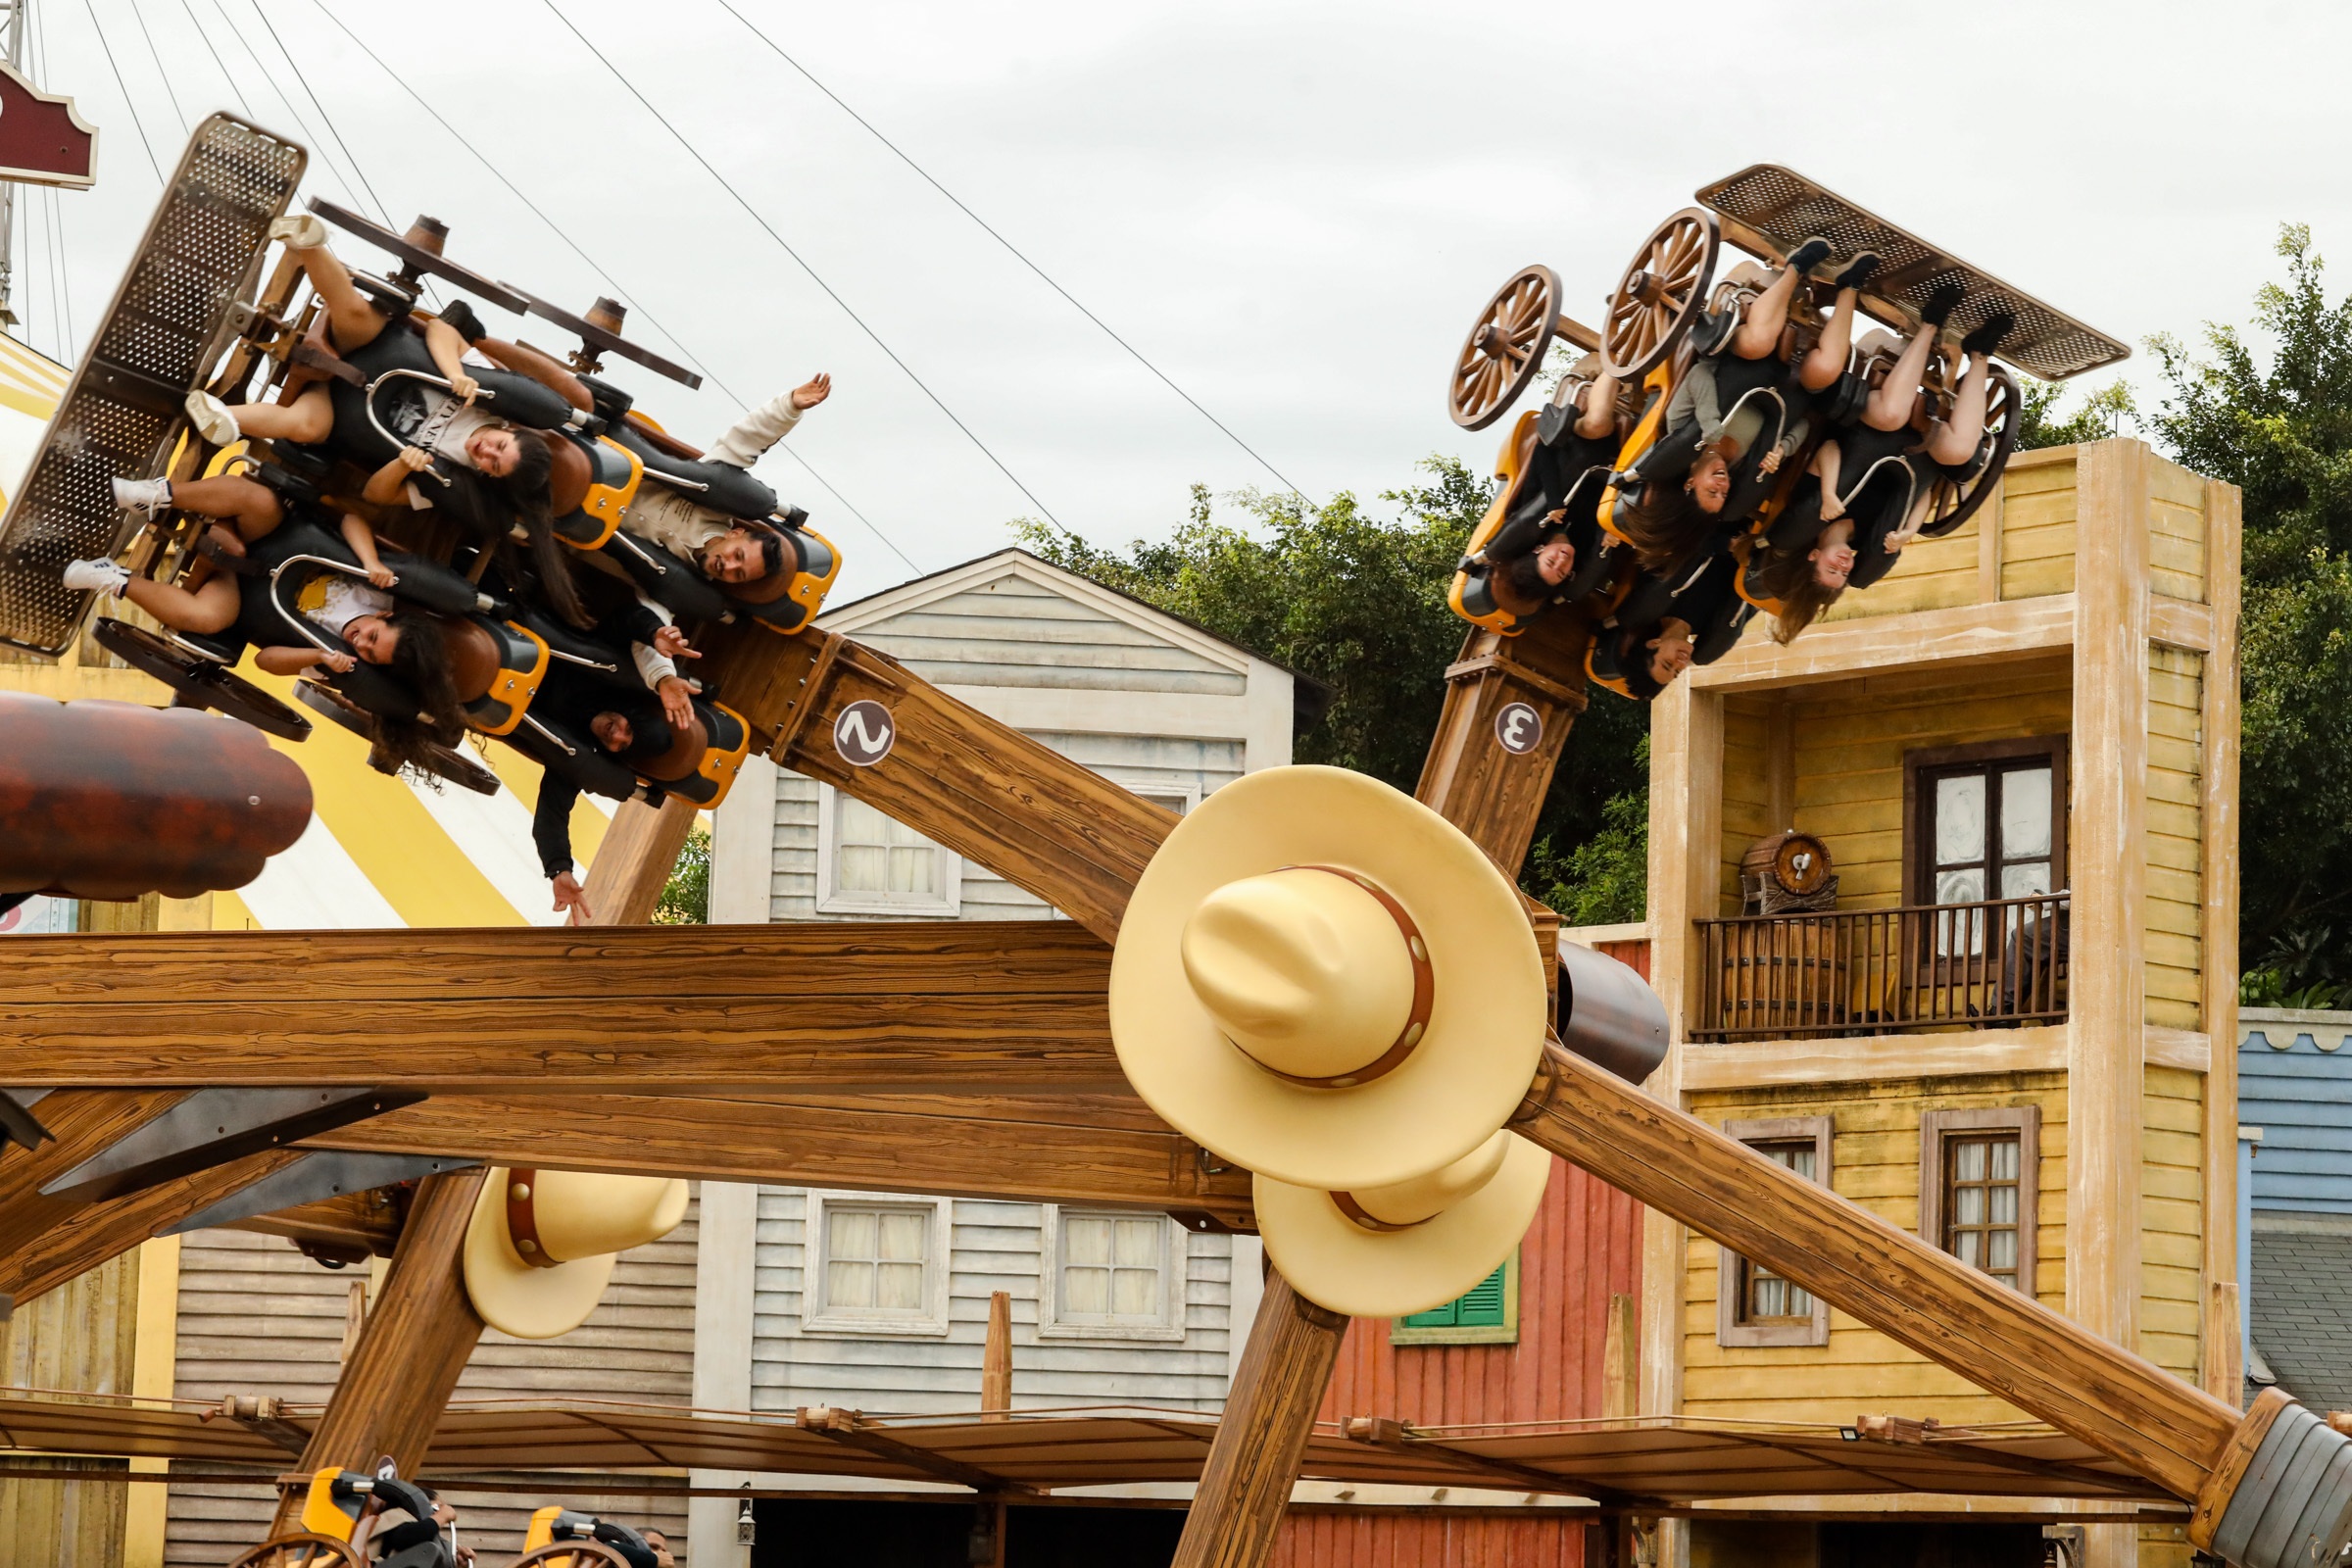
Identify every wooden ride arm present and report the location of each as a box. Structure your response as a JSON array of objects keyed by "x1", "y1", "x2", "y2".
[
  {"x1": 1510, "y1": 1040, "x2": 2233, "y2": 1501},
  {"x1": 705, "y1": 625, "x2": 1175, "y2": 943}
]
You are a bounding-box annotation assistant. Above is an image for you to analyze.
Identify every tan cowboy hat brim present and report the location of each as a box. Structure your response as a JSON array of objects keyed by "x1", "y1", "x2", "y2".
[
  {"x1": 461, "y1": 1167, "x2": 686, "y2": 1341},
  {"x1": 1108, "y1": 765, "x2": 1548, "y2": 1192},
  {"x1": 1254, "y1": 1133, "x2": 1553, "y2": 1319}
]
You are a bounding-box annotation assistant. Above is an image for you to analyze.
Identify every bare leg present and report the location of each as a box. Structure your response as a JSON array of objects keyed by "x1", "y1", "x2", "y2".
[
  {"x1": 170, "y1": 474, "x2": 284, "y2": 542},
  {"x1": 1575, "y1": 370, "x2": 1621, "y2": 440},
  {"x1": 231, "y1": 384, "x2": 333, "y2": 446},
  {"x1": 1800, "y1": 288, "x2": 1860, "y2": 392},
  {"x1": 293, "y1": 244, "x2": 389, "y2": 355},
  {"x1": 120, "y1": 572, "x2": 240, "y2": 635},
  {"x1": 1926, "y1": 354, "x2": 1992, "y2": 466},
  {"x1": 1864, "y1": 321, "x2": 1938, "y2": 433},
  {"x1": 1731, "y1": 266, "x2": 1802, "y2": 361}
]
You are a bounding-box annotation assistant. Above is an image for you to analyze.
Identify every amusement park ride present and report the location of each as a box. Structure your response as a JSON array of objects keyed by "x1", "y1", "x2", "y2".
[{"x1": 0, "y1": 114, "x2": 2341, "y2": 1568}]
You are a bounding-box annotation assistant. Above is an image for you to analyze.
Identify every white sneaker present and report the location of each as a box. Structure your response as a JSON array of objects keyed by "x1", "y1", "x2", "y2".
[
  {"x1": 110, "y1": 475, "x2": 172, "y2": 520},
  {"x1": 62, "y1": 559, "x2": 130, "y2": 598},
  {"x1": 185, "y1": 389, "x2": 241, "y2": 446},
  {"x1": 268, "y1": 213, "x2": 329, "y2": 250}
]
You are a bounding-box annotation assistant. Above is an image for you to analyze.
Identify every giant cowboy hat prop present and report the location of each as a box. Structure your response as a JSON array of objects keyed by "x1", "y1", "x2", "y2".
[
  {"x1": 1255, "y1": 1128, "x2": 1552, "y2": 1319},
  {"x1": 463, "y1": 1168, "x2": 688, "y2": 1340},
  {"x1": 1107, "y1": 765, "x2": 1549, "y2": 1193}
]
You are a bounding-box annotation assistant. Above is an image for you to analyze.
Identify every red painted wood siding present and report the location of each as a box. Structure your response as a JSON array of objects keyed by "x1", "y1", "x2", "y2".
[{"x1": 1274, "y1": 936, "x2": 1650, "y2": 1568}]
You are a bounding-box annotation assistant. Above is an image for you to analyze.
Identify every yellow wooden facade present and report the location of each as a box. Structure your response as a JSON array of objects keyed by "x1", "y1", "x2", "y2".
[{"x1": 1643, "y1": 441, "x2": 2242, "y2": 1568}]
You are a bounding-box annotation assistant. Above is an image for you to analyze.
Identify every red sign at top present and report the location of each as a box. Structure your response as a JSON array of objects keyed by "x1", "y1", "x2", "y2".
[{"x1": 0, "y1": 62, "x2": 93, "y2": 189}]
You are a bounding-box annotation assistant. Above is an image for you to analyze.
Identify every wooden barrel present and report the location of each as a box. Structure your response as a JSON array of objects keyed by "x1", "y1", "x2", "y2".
[
  {"x1": 1717, "y1": 917, "x2": 1844, "y2": 1035},
  {"x1": 1742, "y1": 830, "x2": 1834, "y2": 899}
]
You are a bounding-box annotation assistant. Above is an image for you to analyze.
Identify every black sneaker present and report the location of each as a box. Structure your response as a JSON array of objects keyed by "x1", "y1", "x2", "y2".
[
  {"x1": 1786, "y1": 236, "x2": 1834, "y2": 274},
  {"x1": 1921, "y1": 281, "x2": 1965, "y2": 328},
  {"x1": 1833, "y1": 252, "x2": 1882, "y2": 290},
  {"x1": 1961, "y1": 312, "x2": 2016, "y2": 357}
]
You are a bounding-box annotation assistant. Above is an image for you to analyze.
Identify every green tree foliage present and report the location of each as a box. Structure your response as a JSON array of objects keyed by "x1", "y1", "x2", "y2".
[
  {"x1": 653, "y1": 822, "x2": 710, "y2": 924},
  {"x1": 2143, "y1": 224, "x2": 2352, "y2": 990},
  {"x1": 2017, "y1": 376, "x2": 2135, "y2": 450},
  {"x1": 1016, "y1": 463, "x2": 1649, "y2": 909}
]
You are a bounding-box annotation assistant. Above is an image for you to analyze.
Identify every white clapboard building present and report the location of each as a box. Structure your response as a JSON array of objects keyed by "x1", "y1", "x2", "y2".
[{"x1": 694, "y1": 548, "x2": 1298, "y2": 1554}]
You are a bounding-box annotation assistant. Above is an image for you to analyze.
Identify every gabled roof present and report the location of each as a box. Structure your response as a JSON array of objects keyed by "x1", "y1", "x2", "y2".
[{"x1": 820, "y1": 547, "x2": 1308, "y2": 685}]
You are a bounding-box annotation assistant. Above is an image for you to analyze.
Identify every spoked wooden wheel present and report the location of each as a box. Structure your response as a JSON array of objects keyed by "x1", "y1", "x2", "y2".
[
  {"x1": 1922, "y1": 365, "x2": 2020, "y2": 539},
  {"x1": 1602, "y1": 208, "x2": 1720, "y2": 379},
  {"x1": 511, "y1": 1542, "x2": 631, "y2": 1567},
  {"x1": 92, "y1": 618, "x2": 313, "y2": 741},
  {"x1": 1448, "y1": 264, "x2": 1558, "y2": 430},
  {"x1": 292, "y1": 679, "x2": 501, "y2": 795},
  {"x1": 227, "y1": 1535, "x2": 364, "y2": 1568}
]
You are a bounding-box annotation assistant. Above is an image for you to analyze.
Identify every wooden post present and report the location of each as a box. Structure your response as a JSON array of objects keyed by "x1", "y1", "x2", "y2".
[
  {"x1": 981, "y1": 1290, "x2": 1012, "y2": 1419},
  {"x1": 264, "y1": 1167, "x2": 488, "y2": 1537},
  {"x1": 2199, "y1": 475, "x2": 2245, "y2": 1404},
  {"x1": 1172, "y1": 1272, "x2": 1346, "y2": 1568},
  {"x1": 1414, "y1": 617, "x2": 1592, "y2": 876},
  {"x1": 0, "y1": 1146, "x2": 301, "y2": 1308},
  {"x1": 582, "y1": 793, "x2": 701, "y2": 927},
  {"x1": 1601, "y1": 1293, "x2": 1638, "y2": 1420}
]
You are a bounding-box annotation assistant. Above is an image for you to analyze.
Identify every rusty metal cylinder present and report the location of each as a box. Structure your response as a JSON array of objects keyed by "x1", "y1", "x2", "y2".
[
  {"x1": 0, "y1": 693, "x2": 311, "y2": 900},
  {"x1": 1557, "y1": 939, "x2": 1668, "y2": 1084}
]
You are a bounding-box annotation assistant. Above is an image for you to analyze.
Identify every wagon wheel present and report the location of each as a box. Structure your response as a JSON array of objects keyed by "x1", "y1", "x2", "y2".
[
  {"x1": 92, "y1": 618, "x2": 313, "y2": 742},
  {"x1": 293, "y1": 680, "x2": 501, "y2": 795},
  {"x1": 510, "y1": 1542, "x2": 631, "y2": 1567},
  {"x1": 1448, "y1": 264, "x2": 1558, "y2": 430},
  {"x1": 227, "y1": 1535, "x2": 363, "y2": 1568},
  {"x1": 1922, "y1": 365, "x2": 2020, "y2": 540},
  {"x1": 1601, "y1": 208, "x2": 1720, "y2": 379}
]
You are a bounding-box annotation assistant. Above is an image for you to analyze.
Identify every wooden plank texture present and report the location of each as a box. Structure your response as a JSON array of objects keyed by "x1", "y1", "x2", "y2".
[
  {"x1": 0, "y1": 923, "x2": 1126, "y2": 1093},
  {"x1": 1416, "y1": 616, "x2": 1592, "y2": 875},
  {"x1": 0, "y1": 1148, "x2": 301, "y2": 1308},
  {"x1": 303, "y1": 1092, "x2": 1254, "y2": 1224}
]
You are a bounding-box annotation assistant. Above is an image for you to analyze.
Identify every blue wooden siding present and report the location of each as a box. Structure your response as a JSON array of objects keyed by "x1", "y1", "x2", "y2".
[{"x1": 2238, "y1": 1010, "x2": 2352, "y2": 1214}]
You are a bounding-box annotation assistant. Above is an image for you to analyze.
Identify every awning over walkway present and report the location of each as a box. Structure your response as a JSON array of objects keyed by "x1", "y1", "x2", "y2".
[{"x1": 0, "y1": 1391, "x2": 2174, "y2": 1505}]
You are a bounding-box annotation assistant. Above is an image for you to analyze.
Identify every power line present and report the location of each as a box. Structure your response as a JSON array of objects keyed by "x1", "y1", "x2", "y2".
[
  {"x1": 122, "y1": 0, "x2": 191, "y2": 136},
  {"x1": 74, "y1": 0, "x2": 163, "y2": 183},
  {"x1": 191, "y1": 0, "x2": 371, "y2": 215},
  {"x1": 538, "y1": 0, "x2": 1067, "y2": 531},
  {"x1": 32, "y1": 6, "x2": 72, "y2": 357},
  {"x1": 175, "y1": 0, "x2": 252, "y2": 117},
  {"x1": 237, "y1": 0, "x2": 396, "y2": 232},
  {"x1": 298, "y1": 0, "x2": 921, "y2": 575},
  {"x1": 710, "y1": 0, "x2": 1306, "y2": 500}
]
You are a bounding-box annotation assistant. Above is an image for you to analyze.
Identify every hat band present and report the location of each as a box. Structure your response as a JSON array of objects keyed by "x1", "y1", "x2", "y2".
[
  {"x1": 1244, "y1": 864, "x2": 1435, "y2": 1091},
  {"x1": 1330, "y1": 1190, "x2": 1431, "y2": 1234},
  {"x1": 505, "y1": 1168, "x2": 564, "y2": 1269}
]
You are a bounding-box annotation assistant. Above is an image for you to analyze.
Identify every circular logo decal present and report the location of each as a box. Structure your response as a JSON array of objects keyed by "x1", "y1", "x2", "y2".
[
  {"x1": 1494, "y1": 702, "x2": 1543, "y2": 756},
  {"x1": 833, "y1": 700, "x2": 898, "y2": 767}
]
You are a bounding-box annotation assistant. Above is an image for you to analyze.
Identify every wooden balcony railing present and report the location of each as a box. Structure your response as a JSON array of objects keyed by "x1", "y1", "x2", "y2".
[{"x1": 1692, "y1": 894, "x2": 2070, "y2": 1043}]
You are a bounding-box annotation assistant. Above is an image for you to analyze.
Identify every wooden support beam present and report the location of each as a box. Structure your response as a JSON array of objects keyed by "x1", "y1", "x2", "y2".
[
  {"x1": 222, "y1": 1185, "x2": 407, "y2": 1261},
  {"x1": 794, "y1": 1405, "x2": 1033, "y2": 1494},
  {"x1": 303, "y1": 1092, "x2": 1254, "y2": 1225},
  {"x1": 0, "y1": 923, "x2": 1125, "y2": 1093},
  {"x1": 1170, "y1": 1273, "x2": 1347, "y2": 1568},
  {"x1": 982, "y1": 1291, "x2": 1013, "y2": 1419},
  {"x1": 0, "y1": 1146, "x2": 301, "y2": 1308},
  {"x1": 0, "y1": 1089, "x2": 187, "y2": 1274},
  {"x1": 704, "y1": 625, "x2": 1175, "y2": 942},
  {"x1": 266, "y1": 1167, "x2": 489, "y2": 1536},
  {"x1": 1510, "y1": 1040, "x2": 2238, "y2": 1502},
  {"x1": 1416, "y1": 616, "x2": 1593, "y2": 876},
  {"x1": 582, "y1": 794, "x2": 701, "y2": 926}
]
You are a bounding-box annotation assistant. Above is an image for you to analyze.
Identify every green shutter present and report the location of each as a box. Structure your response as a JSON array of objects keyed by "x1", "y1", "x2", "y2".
[
  {"x1": 1453, "y1": 1265, "x2": 1508, "y2": 1327},
  {"x1": 1397, "y1": 1296, "x2": 1461, "y2": 1329}
]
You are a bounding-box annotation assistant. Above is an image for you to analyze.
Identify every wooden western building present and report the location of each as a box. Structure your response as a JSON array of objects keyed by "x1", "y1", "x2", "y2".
[{"x1": 1630, "y1": 439, "x2": 2243, "y2": 1568}]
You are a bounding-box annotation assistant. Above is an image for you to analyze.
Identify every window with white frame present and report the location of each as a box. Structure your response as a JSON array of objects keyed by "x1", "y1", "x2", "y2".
[
  {"x1": 816, "y1": 788, "x2": 961, "y2": 916},
  {"x1": 1108, "y1": 779, "x2": 1199, "y2": 818},
  {"x1": 801, "y1": 1194, "x2": 951, "y2": 1336},
  {"x1": 1036, "y1": 1206, "x2": 1186, "y2": 1341}
]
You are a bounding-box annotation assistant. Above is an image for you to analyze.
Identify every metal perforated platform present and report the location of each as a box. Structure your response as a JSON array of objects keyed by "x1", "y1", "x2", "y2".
[
  {"x1": 0, "y1": 115, "x2": 304, "y2": 657},
  {"x1": 1697, "y1": 164, "x2": 2129, "y2": 382}
]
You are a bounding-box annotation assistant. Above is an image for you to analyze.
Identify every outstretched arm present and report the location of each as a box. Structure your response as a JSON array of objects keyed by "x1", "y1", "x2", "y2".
[
  {"x1": 470, "y1": 336, "x2": 593, "y2": 413},
  {"x1": 533, "y1": 774, "x2": 593, "y2": 925},
  {"x1": 255, "y1": 644, "x2": 353, "y2": 676},
  {"x1": 337, "y1": 513, "x2": 394, "y2": 588},
  {"x1": 420, "y1": 316, "x2": 480, "y2": 404}
]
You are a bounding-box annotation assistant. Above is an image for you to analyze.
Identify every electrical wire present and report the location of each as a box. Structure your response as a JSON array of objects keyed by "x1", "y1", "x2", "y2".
[
  {"x1": 299, "y1": 0, "x2": 920, "y2": 575},
  {"x1": 538, "y1": 0, "x2": 1066, "y2": 532},
  {"x1": 175, "y1": 0, "x2": 252, "y2": 118},
  {"x1": 710, "y1": 0, "x2": 1305, "y2": 500},
  {"x1": 32, "y1": 6, "x2": 72, "y2": 356},
  {"x1": 191, "y1": 0, "x2": 369, "y2": 214},
  {"x1": 238, "y1": 0, "x2": 396, "y2": 231},
  {"x1": 74, "y1": 0, "x2": 164, "y2": 183},
  {"x1": 122, "y1": 0, "x2": 191, "y2": 136}
]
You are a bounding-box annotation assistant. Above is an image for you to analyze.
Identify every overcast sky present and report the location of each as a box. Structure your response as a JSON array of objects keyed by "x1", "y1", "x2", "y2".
[{"x1": 18, "y1": 0, "x2": 2352, "y2": 598}]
